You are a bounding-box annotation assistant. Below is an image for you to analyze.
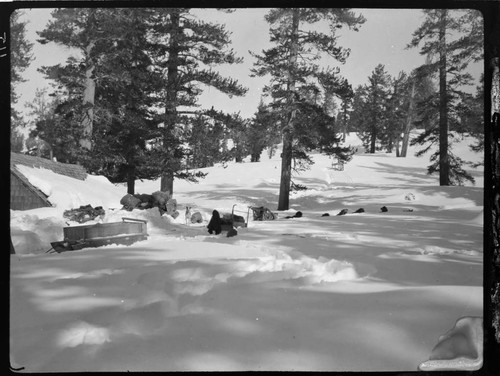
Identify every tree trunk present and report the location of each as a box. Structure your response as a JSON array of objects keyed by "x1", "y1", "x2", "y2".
[
  {"x1": 278, "y1": 131, "x2": 293, "y2": 210},
  {"x1": 160, "y1": 172, "x2": 174, "y2": 195},
  {"x1": 370, "y1": 126, "x2": 377, "y2": 153},
  {"x1": 387, "y1": 136, "x2": 393, "y2": 153},
  {"x1": 401, "y1": 79, "x2": 416, "y2": 157},
  {"x1": 439, "y1": 10, "x2": 450, "y2": 186},
  {"x1": 277, "y1": 9, "x2": 299, "y2": 211},
  {"x1": 161, "y1": 10, "x2": 180, "y2": 195},
  {"x1": 126, "y1": 167, "x2": 136, "y2": 195},
  {"x1": 80, "y1": 41, "x2": 95, "y2": 150}
]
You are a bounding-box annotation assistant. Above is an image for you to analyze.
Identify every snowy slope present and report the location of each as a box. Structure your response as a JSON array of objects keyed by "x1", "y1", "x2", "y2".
[{"x1": 10, "y1": 133, "x2": 484, "y2": 371}]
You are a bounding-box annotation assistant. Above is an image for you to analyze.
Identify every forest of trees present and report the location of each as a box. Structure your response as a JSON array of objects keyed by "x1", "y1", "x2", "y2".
[
  {"x1": 10, "y1": 7, "x2": 484, "y2": 205},
  {"x1": 348, "y1": 9, "x2": 483, "y2": 185}
]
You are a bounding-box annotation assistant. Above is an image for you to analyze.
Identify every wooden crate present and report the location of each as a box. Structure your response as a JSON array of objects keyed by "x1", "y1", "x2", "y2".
[{"x1": 51, "y1": 217, "x2": 148, "y2": 253}]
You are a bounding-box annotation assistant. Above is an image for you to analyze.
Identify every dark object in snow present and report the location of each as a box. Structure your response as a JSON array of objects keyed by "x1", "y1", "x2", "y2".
[
  {"x1": 220, "y1": 204, "x2": 250, "y2": 231},
  {"x1": 121, "y1": 191, "x2": 177, "y2": 216},
  {"x1": 221, "y1": 213, "x2": 245, "y2": 230},
  {"x1": 321, "y1": 213, "x2": 330, "y2": 217},
  {"x1": 120, "y1": 194, "x2": 142, "y2": 211},
  {"x1": 286, "y1": 211, "x2": 302, "y2": 219},
  {"x1": 337, "y1": 209, "x2": 348, "y2": 216},
  {"x1": 403, "y1": 208, "x2": 414, "y2": 212},
  {"x1": 380, "y1": 206, "x2": 388, "y2": 212},
  {"x1": 152, "y1": 191, "x2": 171, "y2": 214},
  {"x1": 166, "y1": 199, "x2": 178, "y2": 217},
  {"x1": 50, "y1": 217, "x2": 148, "y2": 253},
  {"x1": 354, "y1": 208, "x2": 365, "y2": 213},
  {"x1": 63, "y1": 204, "x2": 105, "y2": 223},
  {"x1": 191, "y1": 212, "x2": 203, "y2": 223},
  {"x1": 134, "y1": 193, "x2": 154, "y2": 209},
  {"x1": 250, "y1": 206, "x2": 276, "y2": 221},
  {"x1": 227, "y1": 227, "x2": 238, "y2": 238},
  {"x1": 207, "y1": 210, "x2": 222, "y2": 235}
]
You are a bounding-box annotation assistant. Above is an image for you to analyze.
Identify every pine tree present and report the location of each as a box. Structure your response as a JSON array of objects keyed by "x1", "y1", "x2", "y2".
[
  {"x1": 407, "y1": 9, "x2": 483, "y2": 185},
  {"x1": 10, "y1": 10, "x2": 34, "y2": 152},
  {"x1": 335, "y1": 84, "x2": 354, "y2": 142},
  {"x1": 87, "y1": 9, "x2": 162, "y2": 194},
  {"x1": 147, "y1": 9, "x2": 247, "y2": 195},
  {"x1": 251, "y1": 8, "x2": 365, "y2": 210},
  {"x1": 462, "y1": 76, "x2": 484, "y2": 156},
  {"x1": 349, "y1": 85, "x2": 369, "y2": 135},
  {"x1": 37, "y1": 9, "x2": 108, "y2": 151},
  {"x1": 385, "y1": 71, "x2": 411, "y2": 156},
  {"x1": 247, "y1": 100, "x2": 280, "y2": 162},
  {"x1": 186, "y1": 112, "x2": 227, "y2": 168},
  {"x1": 352, "y1": 64, "x2": 391, "y2": 153}
]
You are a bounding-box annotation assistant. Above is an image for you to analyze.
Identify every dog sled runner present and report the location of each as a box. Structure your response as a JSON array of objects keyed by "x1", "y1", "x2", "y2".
[{"x1": 50, "y1": 217, "x2": 148, "y2": 253}]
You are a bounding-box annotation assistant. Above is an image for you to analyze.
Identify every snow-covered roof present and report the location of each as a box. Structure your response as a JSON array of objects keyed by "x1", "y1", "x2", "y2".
[{"x1": 10, "y1": 152, "x2": 87, "y2": 181}]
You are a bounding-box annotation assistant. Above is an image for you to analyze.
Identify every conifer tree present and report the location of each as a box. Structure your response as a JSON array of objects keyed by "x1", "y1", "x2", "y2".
[
  {"x1": 407, "y1": 9, "x2": 483, "y2": 185},
  {"x1": 10, "y1": 10, "x2": 33, "y2": 152},
  {"x1": 251, "y1": 8, "x2": 365, "y2": 210},
  {"x1": 351, "y1": 64, "x2": 391, "y2": 153},
  {"x1": 147, "y1": 9, "x2": 247, "y2": 194},
  {"x1": 37, "y1": 9, "x2": 247, "y2": 194},
  {"x1": 38, "y1": 9, "x2": 162, "y2": 193},
  {"x1": 37, "y1": 8, "x2": 108, "y2": 151},
  {"x1": 247, "y1": 100, "x2": 280, "y2": 162}
]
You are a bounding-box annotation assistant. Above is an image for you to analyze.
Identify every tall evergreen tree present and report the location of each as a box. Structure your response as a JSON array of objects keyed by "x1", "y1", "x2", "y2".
[
  {"x1": 37, "y1": 8, "x2": 109, "y2": 151},
  {"x1": 407, "y1": 9, "x2": 483, "y2": 185},
  {"x1": 147, "y1": 9, "x2": 247, "y2": 194},
  {"x1": 385, "y1": 71, "x2": 410, "y2": 156},
  {"x1": 186, "y1": 112, "x2": 227, "y2": 168},
  {"x1": 352, "y1": 64, "x2": 391, "y2": 153},
  {"x1": 10, "y1": 10, "x2": 34, "y2": 152},
  {"x1": 251, "y1": 8, "x2": 365, "y2": 210},
  {"x1": 38, "y1": 9, "x2": 161, "y2": 193},
  {"x1": 247, "y1": 100, "x2": 280, "y2": 162},
  {"x1": 87, "y1": 9, "x2": 162, "y2": 194},
  {"x1": 335, "y1": 84, "x2": 354, "y2": 142},
  {"x1": 37, "y1": 9, "x2": 246, "y2": 194}
]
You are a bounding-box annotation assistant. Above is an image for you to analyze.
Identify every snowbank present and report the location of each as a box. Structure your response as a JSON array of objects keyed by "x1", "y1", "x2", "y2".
[{"x1": 15, "y1": 164, "x2": 124, "y2": 210}]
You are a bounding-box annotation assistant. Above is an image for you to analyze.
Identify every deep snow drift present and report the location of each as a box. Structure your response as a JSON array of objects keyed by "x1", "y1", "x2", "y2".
[{"x1": 10, "y1": 133, "x2": 484, "y2": 371}]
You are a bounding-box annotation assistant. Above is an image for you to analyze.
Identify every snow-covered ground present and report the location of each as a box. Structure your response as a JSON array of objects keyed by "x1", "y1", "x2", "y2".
[{"x1": 10, "y1": 133, "x2": 484, "y2": 372}]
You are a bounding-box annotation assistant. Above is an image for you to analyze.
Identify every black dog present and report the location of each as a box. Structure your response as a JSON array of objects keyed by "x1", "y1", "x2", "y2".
[{"x1": 207, "y1": 210, "x2": 222, "y2": 235}]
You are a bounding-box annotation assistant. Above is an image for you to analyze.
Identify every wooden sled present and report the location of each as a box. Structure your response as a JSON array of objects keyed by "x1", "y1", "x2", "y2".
[{"x1": 50, "y1": 217, "x2": 148, "y2": 253}]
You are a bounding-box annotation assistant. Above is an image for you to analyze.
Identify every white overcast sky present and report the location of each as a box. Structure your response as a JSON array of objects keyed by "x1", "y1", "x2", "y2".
[{"x1": 13, "y1": 7, "x2": 483, "y2": 120}]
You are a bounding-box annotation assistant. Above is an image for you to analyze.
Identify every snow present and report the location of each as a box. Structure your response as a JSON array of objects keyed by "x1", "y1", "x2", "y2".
[{"x1": 10, "y1": 133, "x2": 484, "y2": 372}]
